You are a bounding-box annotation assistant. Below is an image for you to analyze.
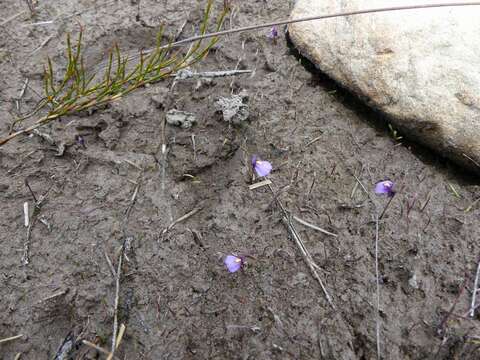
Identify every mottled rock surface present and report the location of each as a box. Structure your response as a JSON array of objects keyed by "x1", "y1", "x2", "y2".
[{"x1": 289, "y1": 0, "x2": 480, "y2": 173}]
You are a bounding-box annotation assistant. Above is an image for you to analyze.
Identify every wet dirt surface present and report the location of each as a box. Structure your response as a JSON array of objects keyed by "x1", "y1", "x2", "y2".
[{"x1": 1, "y1": 1, "x2": 480, "y2": 359}]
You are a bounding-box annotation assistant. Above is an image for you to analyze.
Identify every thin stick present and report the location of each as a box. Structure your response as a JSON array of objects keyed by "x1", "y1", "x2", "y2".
[
  {"x1": 107, "y1": 324, "x2": 127, "y2": 359},
  {"x1": 267, "y1": 184, "x2": 335, "y2": 309},
  {"x1": 160, "y1": 143, "x2": 168, "y2": 192},
  {"x1": 161, "y1": 207, "x2": 203, "y2": 235},
  {"x1": 111, "y1": 241, "x2": 124, "y2": 356},
  {"x1": 115, "y1": 323, "x2": 126, "y2": 347},
  {"x1": 304, "y1": 136, "x2": 322, "y2": 148},
  {"x1": 162, "y1": 2, "x2": 480, "y2": 50},
  {"x1": 352, "y1": 173, "x2": 370, "y2": 197},
  {"x1": 22, "y1": 179, "x2": 49, "y2": 265},
  {"x1": 104, "y1": 250, "x2": 116, "y2": 278},
  {"x1": 18, "y1": 78, "x2": 29, "y2": 100},
  {"x1": 40, "y1": 289, "x2": 68, "y2": 303},
  {"x1": 24, "y1": 178, "x2": 38, "y2": 203},
  {"x1": 174, "y1": 69, "x2": 252, "y2": 80},
  {"x1": 82, "y1": 340, "x2": 110, "y2": 355},
  {"x1": 123, "y1": 179, "x2": 141, "y2": 224},
  {"x1": 110, "y1": 175, "x2": 142, "y2": 356},
  {"x1": 111, "y1": 232, "x2": 131, "y2": 353},
  {"x1": 0, "y1": 10, "x2": 26, "y2": 27},
  {"x1": 0, "y1": 334, "x2": 23, "y2": 344},
  {"x1": 293, "y1": 215, "x2": 338, "y2": 237},
  {"x1": 463, "y1": 153, "x2": 480, "y2": 169},
  {"x1": 23, "y1": 202, "x2": 29, "y2": 227},
  {"x1": 82, "y1": 340, "x2": 120, "y2": 359},
  {"x1": 116, "y1": 2, "x2": 480, "y2": 68},
  {"x1": 379, "y1": 195, "x2": 395, "y2": 220},
  {"x1": 191, "y1": 134, "x2": 197, "y2": 162},
  {"x1": 249, "y1": 179, "x2": 272, "y2": 190},
  {"x1": 30, "y1": 35, "x2": 54, "y2": 55},
  {"x1": 470, "y1": 258, "x2": 480, "y2": 317},
  {"x1": 374, "y1": 212, "x2": 381, "y2": 360}
]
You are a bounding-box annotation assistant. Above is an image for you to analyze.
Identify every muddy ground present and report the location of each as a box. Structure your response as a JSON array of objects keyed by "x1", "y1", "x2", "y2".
[{"x1": 1, "y1": 1, "x2": 480, "y2": 359}]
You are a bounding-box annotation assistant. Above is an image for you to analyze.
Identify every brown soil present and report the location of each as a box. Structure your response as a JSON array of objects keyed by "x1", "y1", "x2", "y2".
[{"x1": 1, "y1": 1, "x2": 480, "y2": 359}]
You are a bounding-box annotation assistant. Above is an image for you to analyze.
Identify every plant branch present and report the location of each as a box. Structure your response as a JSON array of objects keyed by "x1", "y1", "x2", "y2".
[{"x1": 165, "y1": 2, "x2": 480, "y2": 49}]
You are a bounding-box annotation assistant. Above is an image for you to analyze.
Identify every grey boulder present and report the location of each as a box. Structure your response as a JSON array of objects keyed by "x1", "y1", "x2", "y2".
[{"x1": 289, "y1": 0, "x2": 480, "y2": 173}]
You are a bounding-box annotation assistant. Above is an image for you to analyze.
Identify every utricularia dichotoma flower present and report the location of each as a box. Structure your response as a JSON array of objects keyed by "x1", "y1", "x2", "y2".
[
  {"x1": 374, "y1": 180, "x2": 395, "y2": 197},
  {"x1": 252, "y1": 155, "x2": 272, "y2": 177},
  {"x1": 224, "y1": 254, "x2": 245, "y2": 273},
  {"x1": 267, "y1": 26, "x2": 278, "y2": 41}
]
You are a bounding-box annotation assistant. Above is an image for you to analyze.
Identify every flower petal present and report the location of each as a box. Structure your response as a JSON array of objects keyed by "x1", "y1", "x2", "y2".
[
  {"x1": 267, "y1": 26, "x2": 278, "y2": 39},
  {"x1": 254, "y1": 160, "x2": 272, "y2": 177},
  {"x1": 224, "y1": 255, "x2": 242, "y2": 273},
  {"x1": 251, "y1": 155, "x2": 258, "y2": 168},
  {"x1": 375, "y1": 180, "x2": 394, "y2": 195}
]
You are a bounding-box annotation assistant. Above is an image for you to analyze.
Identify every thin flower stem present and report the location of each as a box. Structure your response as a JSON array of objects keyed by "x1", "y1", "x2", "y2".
[
  {"x1": 470, "y1": 257, "x2": 480, "y2": 317},
  {"x1": 374, "y1": 212, "x2": 381, "y2": 360},
  {"x1": 164, "y1": 2, "x2": 480, "y2": 49},
  {"x1": 379, "y1": 195, "x2": 395, "y2": 220}
]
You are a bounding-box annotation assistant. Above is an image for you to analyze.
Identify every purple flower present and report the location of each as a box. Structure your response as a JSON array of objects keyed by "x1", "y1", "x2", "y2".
[
  {"x1": 267, "y1": 26, "x2": 278, "y2": 40},
  {"x1": 252, "y1": 155, "x2": 272, "y2": 177},
  {"x1": 75, "y1": 134, "x2": 85, "y2": 147},
  {"x1": 224, "y1": 254, "x2": 244, "y2": 273},
  {"x1": 375, "y1": 180, "x2": 395, "y2": 197}
]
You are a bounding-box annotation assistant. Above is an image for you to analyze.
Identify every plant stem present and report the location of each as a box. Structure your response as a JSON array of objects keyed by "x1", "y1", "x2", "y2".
[
  {"x1": 165, "y1": 2, "x2": 480, "y2": 49},
  {"x1": 379, "y1": 195, "x2": 395, "y2": 220}
]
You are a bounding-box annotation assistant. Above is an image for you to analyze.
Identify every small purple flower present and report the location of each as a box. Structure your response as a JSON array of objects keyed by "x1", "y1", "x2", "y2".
[
  {"x1": 75, "y1": 134, "x2": 85, "y2": 147},
  {"x1": 267, "y1": 26, "x2": 278, "y2": 41},
  {"x1": 252, "y1": 155, "x2": 272, "y2": 177},
  {"x1": 375, "y1": 180, "x2": 395, "y2": 197},
  {"x1": 224, "y1": 254, "x2": 244, "y2": 273}
]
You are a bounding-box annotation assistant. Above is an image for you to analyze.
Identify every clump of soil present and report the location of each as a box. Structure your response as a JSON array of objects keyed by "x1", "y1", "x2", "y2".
[{"x1": 1, "y1": 1, "x2": 480, "y2": 359}]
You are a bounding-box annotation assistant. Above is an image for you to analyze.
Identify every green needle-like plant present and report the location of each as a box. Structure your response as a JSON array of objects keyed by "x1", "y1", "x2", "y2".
[{"x1": 1, "y1": 0, "x2": 226, "y2": 145}]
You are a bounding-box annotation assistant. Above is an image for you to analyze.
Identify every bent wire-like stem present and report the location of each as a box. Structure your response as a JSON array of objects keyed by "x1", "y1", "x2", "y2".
[
  {"x1": 2, "y1": 1, "x2": 480, "y2": 146},
  {"x1": 0, "y1": 0, "x2": 226, "y2": 146}
]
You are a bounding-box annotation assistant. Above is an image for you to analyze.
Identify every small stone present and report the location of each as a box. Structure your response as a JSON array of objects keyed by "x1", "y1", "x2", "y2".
[
  {"x1": 214, "y1": 91, "x2": 250, "y2": 125},
  {"x1": 408, "y1": 273, "x2": 419, "y2": 289},
  {"x1": 166, "y1": 109, "x2": 197, "y2": 129}
]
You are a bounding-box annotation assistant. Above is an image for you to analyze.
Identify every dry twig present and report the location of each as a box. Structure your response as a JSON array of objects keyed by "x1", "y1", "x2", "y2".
[
  {"x1": 469, "y1": 257, "x2": 480, "y2": 317},
  {"x1": 21, "y1": 179, "x2": 51, "y2": 265},
  {"x1": 110, "y1": 174, "x2": 141, "y2": 357},
  {"x1": 266, "y1": 184, "x2": 335, "y2": 309},
  {"x1": 155, "y1": 2, "x2": 480, "y2": 51},
  {"x1": 293, "y1": 215, "x2": 338, "y2": 238},
  {"x1": 161, "y1": 207, "x2": 203, "y2": 236},
  {"x1": 81, "y1": 340, "x2": 120, "y2": 359},
  {"x1": 0, "y1": 334, "x2": 23, "y2": 345},
  {"x1": 173, "y1": 68, "x2": 252, "y2": 80}
]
